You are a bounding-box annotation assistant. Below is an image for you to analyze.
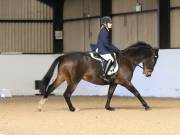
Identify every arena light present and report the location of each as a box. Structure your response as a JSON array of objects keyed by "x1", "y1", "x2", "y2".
[{"x1": 136, "y1": 2, "x2": 142, "y2": 12}]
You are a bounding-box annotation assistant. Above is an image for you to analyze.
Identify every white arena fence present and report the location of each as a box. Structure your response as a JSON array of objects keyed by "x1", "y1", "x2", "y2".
[{"x1": 0, "y1": 49, "x2": 180, "y2": 98}]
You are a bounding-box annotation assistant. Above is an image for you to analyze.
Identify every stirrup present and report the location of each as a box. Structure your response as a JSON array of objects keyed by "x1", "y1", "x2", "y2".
[
  {"x1": 100, "y1": 76, "x2": 109, "y2": 81},
  {"x1": 100, "y1": 73, "x2": 110, "y2": 81}
]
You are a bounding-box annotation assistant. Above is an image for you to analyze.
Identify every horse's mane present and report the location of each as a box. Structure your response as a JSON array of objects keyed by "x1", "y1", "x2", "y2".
[
  {"x1": 123, "y1": 41, "x2": 152, "y2": 52},
  {"x1": 122, "y1": 41, "x2": 152, "y2": 53}
]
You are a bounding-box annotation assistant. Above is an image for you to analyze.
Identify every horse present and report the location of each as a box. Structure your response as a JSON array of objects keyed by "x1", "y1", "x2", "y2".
[{"x1": 38, "y1": 41, "x2": 159, "y2": 112}]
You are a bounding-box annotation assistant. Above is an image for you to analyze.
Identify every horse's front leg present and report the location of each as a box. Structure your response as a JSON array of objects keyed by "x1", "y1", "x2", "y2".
[
  {"x1": 123, "y1": 81, "x2": 150, "y2": 111},
  {"x1": 105, "y1": 83, "x2": 117, "y2": 111}
]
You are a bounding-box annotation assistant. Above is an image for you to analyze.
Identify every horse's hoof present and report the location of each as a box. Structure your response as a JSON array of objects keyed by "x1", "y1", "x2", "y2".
[
  {"x1": 75, "y1": 108, "x2": 80, "y2": 112},
  {"x1": 145, "y1": 106, "x2": 151, "y2": 111},
  {"x1": 69, "y1": 107, "x2": 77, "y2": 112},
  {"x1": 37, "y1": 105, "x2": 43, "y2": 112},
  {"x1": 70, "y1": 108, "x2": 80, "y2": 112},
  {"x1": 106, "y1": 107, "x2": 115, "y2": 111},
  {"x1": 38, "y1": 108, "x2": 42, "y2": 112}
]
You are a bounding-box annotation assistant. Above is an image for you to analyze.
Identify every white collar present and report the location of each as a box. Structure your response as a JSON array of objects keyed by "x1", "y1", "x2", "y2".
[{"x1": 105, "y1": 27, "x2": 109, "y2": 31}]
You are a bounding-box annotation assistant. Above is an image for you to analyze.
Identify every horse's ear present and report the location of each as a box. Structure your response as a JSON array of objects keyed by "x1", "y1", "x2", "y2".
[
  {"x1": 155, "y1": 48, "x2": 159, "y2": 53},
  {"x1": 153, "y1": 48, "x2": 159, "y2": 52},
  {"x1": 154, "y1": 48, "x2": 159, "y2": 57}
]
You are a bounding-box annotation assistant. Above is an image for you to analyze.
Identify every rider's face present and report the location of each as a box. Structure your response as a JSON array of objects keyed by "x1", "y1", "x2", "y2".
[{"x1": 107, "y1": 22, "x2": 112, "y2": 29}]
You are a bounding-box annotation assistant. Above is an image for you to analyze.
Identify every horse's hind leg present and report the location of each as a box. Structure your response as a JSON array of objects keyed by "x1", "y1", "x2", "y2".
[
  {"x1": 38, "y1": 75, "x2": 64, "y2": 111},
  {"x1": 63, "y1": 83, "x2": 79, "y2": 112}
]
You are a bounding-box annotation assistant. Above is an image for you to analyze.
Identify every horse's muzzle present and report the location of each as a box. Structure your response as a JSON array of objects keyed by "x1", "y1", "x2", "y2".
[{"x1": 143, "y1": 68, "x2": 153, "y2": 77}]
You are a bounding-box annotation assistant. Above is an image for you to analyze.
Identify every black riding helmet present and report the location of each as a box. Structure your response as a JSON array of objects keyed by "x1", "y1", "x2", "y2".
[{"x1": 100, "y1": 16, "x2": 112, "y2": 25}]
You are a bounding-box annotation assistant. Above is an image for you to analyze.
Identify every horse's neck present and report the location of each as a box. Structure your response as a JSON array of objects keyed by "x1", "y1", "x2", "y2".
[
  {"x1": 132, "y1": 55, "x2": 143, "y2": 64},
  {"x1": 121, "y1": 44, "x2": 153, "y2": 67},
  {"x1": 122, "y1": 53, "x2": 144, "y2": 66}
]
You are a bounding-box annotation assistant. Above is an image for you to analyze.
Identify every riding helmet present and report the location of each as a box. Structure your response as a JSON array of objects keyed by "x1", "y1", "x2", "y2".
[{"x1": 100, "y1": 16, "x2": 112, "y2": 25}]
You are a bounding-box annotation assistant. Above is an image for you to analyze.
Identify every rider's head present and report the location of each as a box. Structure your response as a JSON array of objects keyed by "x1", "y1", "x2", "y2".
[{"x1": 100, "y1": 16, "x2": 112, "y2": 29}]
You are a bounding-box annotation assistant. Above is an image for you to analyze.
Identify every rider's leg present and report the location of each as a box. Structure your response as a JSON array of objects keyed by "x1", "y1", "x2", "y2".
[
  {"x1": 100, "y1": 54, "x2": 114, "y2": 79},
  {"x1": 104, "y1": 60, "x2": 113, "y2": 76}
]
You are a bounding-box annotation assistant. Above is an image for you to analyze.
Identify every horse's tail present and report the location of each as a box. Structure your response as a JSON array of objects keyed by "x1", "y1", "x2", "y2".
[{"x1": 40, "y1": 55, "x2": 63, "y2": 94}]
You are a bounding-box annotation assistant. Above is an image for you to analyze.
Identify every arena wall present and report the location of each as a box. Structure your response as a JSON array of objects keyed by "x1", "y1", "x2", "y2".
[{"x1": 0, "y1": 49, "x2": 180, "y2": 98}]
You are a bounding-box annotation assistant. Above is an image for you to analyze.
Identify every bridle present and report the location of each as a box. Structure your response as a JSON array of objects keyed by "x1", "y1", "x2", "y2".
[{"x1": 137, "y1": 53, "x2": 159, "y2": 70}]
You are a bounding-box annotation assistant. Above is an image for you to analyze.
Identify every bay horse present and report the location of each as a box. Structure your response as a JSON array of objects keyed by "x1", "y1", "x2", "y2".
[{"x1": 38, "y1": 42, "x2": 159, "y2": 112}]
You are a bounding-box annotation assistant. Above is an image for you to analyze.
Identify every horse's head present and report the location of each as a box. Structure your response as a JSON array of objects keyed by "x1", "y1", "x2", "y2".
[
  {"x1": 142, "y1": 48, "x2": 159, "y2": 77},
  {"x1": 122, "y1": 42, "x2": 159, "y2": 77}
]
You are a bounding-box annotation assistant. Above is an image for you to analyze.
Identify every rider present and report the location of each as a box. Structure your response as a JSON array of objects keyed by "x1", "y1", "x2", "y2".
[{"x1": 96, "y1": 16, "x2": 120, "y2": 80}]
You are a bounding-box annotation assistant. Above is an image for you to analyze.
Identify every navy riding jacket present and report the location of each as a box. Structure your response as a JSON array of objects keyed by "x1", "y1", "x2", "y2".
[{"x1": 96, "y1": 27, "x2": 119, "y2": 54}]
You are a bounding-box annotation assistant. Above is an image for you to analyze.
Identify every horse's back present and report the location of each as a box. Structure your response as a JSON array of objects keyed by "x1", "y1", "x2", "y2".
[
  {"x1": 62, "y1": 52, "x2": 92, "y2": 64},
  {"x1": 60, "y1": 52, "x2": 93, "y2": 73}
]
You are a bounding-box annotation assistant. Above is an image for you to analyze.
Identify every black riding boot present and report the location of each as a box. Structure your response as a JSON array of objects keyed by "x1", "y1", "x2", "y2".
[{"x1": 101, "y1": 60, "x2": 112, "y2": 81}]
